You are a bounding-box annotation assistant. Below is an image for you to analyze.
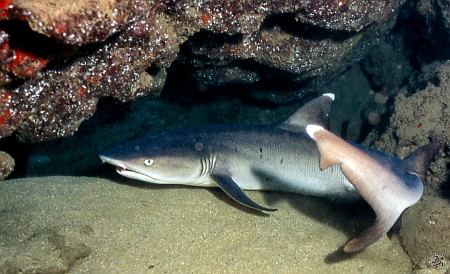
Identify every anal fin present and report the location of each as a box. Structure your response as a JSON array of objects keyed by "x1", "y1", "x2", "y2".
[{"x1": 210, "y1": 174, "x2": 277, "y2": 212}]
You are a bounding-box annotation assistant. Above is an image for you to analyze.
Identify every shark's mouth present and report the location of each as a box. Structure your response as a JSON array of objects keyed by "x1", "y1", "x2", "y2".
[
  {"x1": 116, "y1": 166, "x2": 126, "y2": 172},
  {"x1": 100, "y1": 154, "x2": 161, "y2": 183},
  {"x1": 115, "y1": 165, "x2": 162, "y2": 184},
  {"x1": 113, "y1": 164, "x2": 133, "y2": 175}
]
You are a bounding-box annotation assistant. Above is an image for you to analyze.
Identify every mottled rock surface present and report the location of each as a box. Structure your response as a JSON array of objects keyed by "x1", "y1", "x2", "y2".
[
  {"x1": 367, "y1": 60, "x2": 450, "y2": 195},
  {"x1": 400, "y1": 196, "x2": 450, "y2": 271},
  {"x1": 0, "y1": 150, "x2": 14, "y2": 179},
  {"x1": 0, "y1": 0, "x2": 405, "y2": 142}
]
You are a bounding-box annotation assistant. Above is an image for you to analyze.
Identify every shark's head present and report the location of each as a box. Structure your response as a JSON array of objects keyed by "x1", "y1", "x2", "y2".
[{"x1": 99, "y1": 133, "x2": 216, "y2": 186}]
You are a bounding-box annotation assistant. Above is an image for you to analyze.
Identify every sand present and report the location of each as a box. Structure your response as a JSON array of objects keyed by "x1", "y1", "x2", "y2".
[{"x1": 0, "y1": 176, "x2": 413, "y2": 273}]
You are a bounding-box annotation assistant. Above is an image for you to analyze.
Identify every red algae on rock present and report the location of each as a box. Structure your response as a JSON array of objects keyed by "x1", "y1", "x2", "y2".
[{"x1": 0, "y1": 0, "x2": 406, "y2": 142}]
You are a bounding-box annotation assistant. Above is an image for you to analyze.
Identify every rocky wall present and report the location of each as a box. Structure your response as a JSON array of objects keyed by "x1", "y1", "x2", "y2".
[{"x1": 0, "y1": 0, "x2": 404, "y2": 143}]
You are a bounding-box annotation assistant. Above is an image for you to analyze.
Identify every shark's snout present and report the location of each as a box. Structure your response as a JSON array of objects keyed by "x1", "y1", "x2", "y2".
[
  {"x1": 99, "y1": 154, "x2": 127, "y2": 170},
  {"x1": 99, "y1": 154, "x2": 108, "y2": 163}
]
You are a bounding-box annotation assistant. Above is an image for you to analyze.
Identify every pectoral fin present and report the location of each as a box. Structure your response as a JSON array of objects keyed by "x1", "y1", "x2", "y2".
[{"x1": 211, "y1": 174, "x2": 277, "y2": 212}]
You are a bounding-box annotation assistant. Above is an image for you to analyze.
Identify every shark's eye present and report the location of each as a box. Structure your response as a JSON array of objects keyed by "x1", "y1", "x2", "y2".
[{"x1": 144, "y1": 159, "x2": 154, "y2": 167}]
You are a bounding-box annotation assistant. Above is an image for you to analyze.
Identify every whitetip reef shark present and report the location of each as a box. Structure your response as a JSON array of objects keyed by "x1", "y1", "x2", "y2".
[{"x1": 99, "y1": 93, "x2": 439, "y2": 252}]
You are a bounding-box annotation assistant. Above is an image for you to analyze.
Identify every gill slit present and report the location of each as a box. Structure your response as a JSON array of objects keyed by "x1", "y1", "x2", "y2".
[{"x1": 200, "y1": 154, "x2": 217, "y2": 177}]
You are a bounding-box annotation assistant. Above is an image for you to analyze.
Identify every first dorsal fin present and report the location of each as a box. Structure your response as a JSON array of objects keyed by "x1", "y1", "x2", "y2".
[{"x1": 278, "y1": 93, "x2": 334, "y2": 132}]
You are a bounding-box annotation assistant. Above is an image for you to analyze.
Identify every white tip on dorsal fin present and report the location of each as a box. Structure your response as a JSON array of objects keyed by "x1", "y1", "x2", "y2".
[
  {"x1": 323, "y1": 93, "x2": 335, "y2": 100},
  {"x1": 279, "y1": 93, "x2": 335, "y2": 132}
]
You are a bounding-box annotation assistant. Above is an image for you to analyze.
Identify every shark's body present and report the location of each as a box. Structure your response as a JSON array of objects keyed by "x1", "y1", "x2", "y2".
[
  {"x1": 107, "y1": 124, "x2": 355, "y2": 197},
  {"x1": 100, "y1": 94, "x2": 438, "y2": 251},
  {"x1": 100, "y1": 94, "x2": 357, "y2": 211}
]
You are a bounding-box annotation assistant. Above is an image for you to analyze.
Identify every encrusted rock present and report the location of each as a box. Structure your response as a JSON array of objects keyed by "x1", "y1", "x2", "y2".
[
  {"x1": 367, "y1": 60, "x2": 449, "y2": 194},
  {"x1": 0, "y1": 0, "x2": 406, "y2": 142},
  {"x1": 400, "y1": 196, "x2": 450, "y2": 271},
  {"x1": 0, "y1": 0, "x2": 137, "y2": 45},
  {"x1": 0, "y1": 150, "x2": 14, "y2": 179}
]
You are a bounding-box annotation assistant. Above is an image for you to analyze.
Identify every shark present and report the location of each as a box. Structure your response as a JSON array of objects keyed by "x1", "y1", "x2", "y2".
[{"x1": 99, "y1": 93, "x2": 439, "y2": 252}]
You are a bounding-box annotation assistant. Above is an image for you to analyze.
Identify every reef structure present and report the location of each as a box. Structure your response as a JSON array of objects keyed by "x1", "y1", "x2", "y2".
[
  {"x1": 0, "y1": 150, "x2": 14, "y2": 179},
  {"x1": 0, "y1": 0, "x2": 405, "y2": 143}
]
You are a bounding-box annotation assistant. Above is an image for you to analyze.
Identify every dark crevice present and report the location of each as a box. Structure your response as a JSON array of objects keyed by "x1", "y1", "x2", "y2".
[
  {"x1": 261, "y1": 13, "x2": 358, "y2": 42},
  {"x1": 0, "y1": 19, "x2": 66, "y2": 58},
  {"x1": 181, "y1": 30, "x2": 243, "y2": 50},
  {"x1": 0, "y1": 19, "x2": 123, "y2": 80},
  {"x1": 84, "y1": 96, "x2": 131, "y2": 125},
  {"x1": 163, "y1": 29, "x2": 314, "y2": 106},
  {"x1": 161, "y1": 58, "x2": 311, "y2": 108},
  {"x1": 359, "y1": 61, "x2": 383, "y2": 92},
  {"x1": 0, "y1": 135, "x2": 32, "y2": 178},
  {"x1": 393, "y1": 0, "x2": 450, "y2": 69},
  {"x1": 441, "y1": 159, "x2": 450, "y2": 198},
  {"x1": 45, "y1": 31, "x2": 123, "y2": 71},
  {"x1": 145, "y1": 63, "x2": 161, "y2": 76}
]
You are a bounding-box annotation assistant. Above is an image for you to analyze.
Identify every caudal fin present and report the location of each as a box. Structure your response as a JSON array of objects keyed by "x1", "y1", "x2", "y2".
[{"x1": 306, "y1": 124, "x2": 435, "y2": 252}]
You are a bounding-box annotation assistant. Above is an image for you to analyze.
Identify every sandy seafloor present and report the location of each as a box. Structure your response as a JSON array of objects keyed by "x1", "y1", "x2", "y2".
[{"x1": 0, "y1": 176, "x2": 415, "y2": 273}]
